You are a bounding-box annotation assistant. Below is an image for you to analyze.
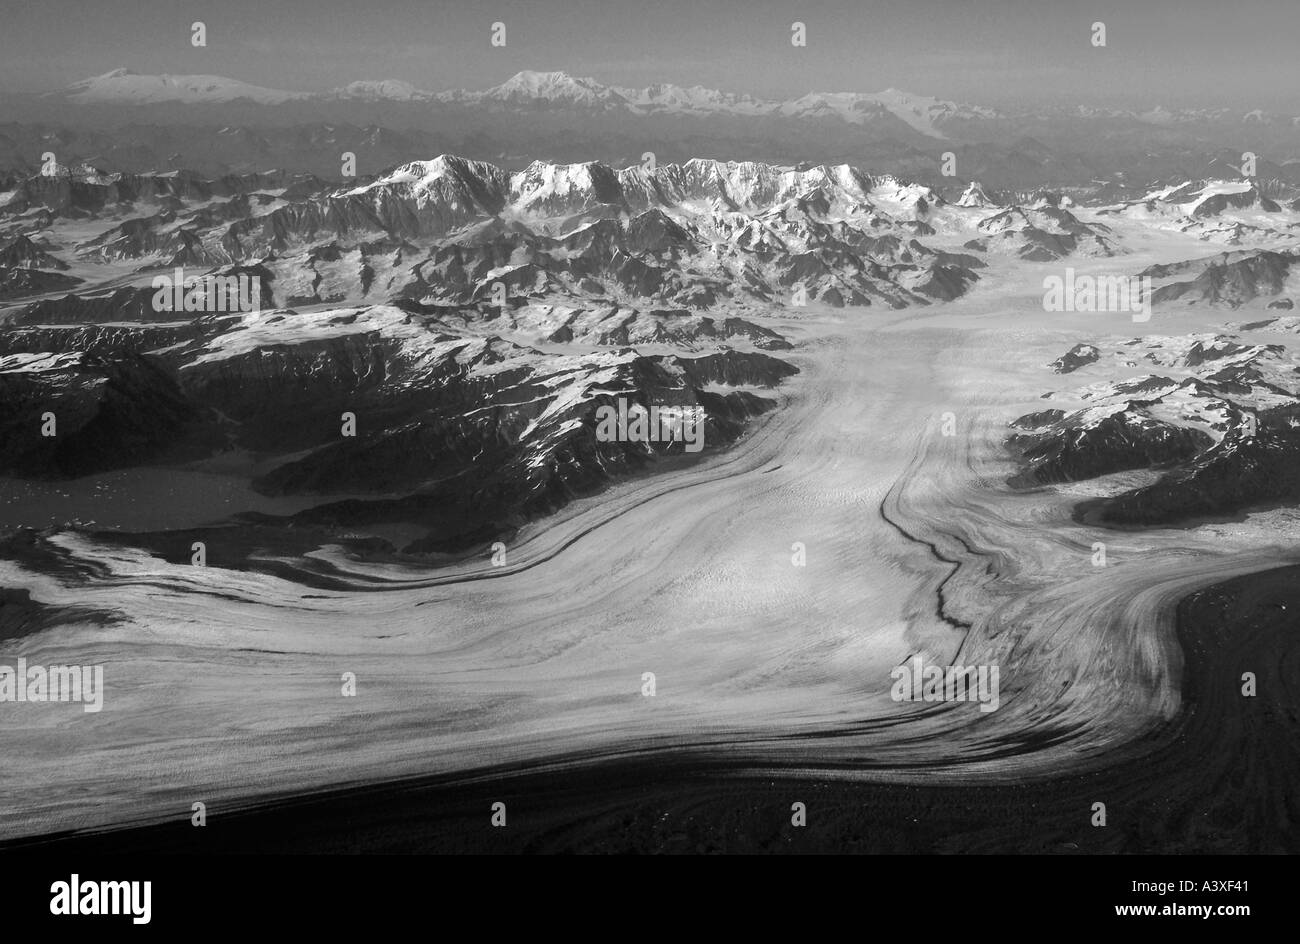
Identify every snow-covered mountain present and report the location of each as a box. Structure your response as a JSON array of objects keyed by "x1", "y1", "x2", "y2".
[
  {"x1": 0, "y1": 154, "x2": 1035, "y2": 326},
  {"x1": 62, "y1": 68, "x2": 309, "y2": 105},
  {"x1": 436, "y1": 72, "x2": 999, "y2": 135},
  {"x1": 53, "y1": 68, "x2": 997, "y2": 135},
  {"x1": 42, "y1": 70, "x2": 1300, "y2": 169},
  {"x1": 610, "y1": 82, "x2": 772, "y2": 116},
  {"x1": 956, "y1": 181, "x2": 996, "y2": 207},
  {"x1": 1097, "y1": 179, "x2": 1297, "y2": 245},
  {"x1": 435, "y1": 70, "x2": 631, "y2": 109},
  {"x1": 779, "y1": 88, "x2": 999, "y2": 138},
  {"x1": 50, "y1": 69, "x2": 1300, "y2": 152},
  {"x1": 331, "y1": 80, "x2": 429, "y2": 102},
  {"x1": 1014, "y1": 331, "x2": 1300, "y2": 526}
]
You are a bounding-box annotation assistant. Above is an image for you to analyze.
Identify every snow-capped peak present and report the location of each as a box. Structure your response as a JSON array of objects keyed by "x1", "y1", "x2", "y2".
[
  {"x1": 956, "y1": 181, "x2": 995, "y2": 207},
  {"x1": 438, "y1": 70, "x2": 630, "y2": 109}
]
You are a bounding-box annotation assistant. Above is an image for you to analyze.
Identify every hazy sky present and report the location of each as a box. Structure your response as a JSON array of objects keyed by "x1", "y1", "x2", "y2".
[{"x1": 2, "y1": 0, "x2": 1297, "y2": 109}]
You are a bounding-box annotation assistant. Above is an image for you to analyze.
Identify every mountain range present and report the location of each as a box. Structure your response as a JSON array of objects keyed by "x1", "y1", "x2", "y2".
[
  {"x1": 54, "y1": 69, "x2": 1001, "y2": 139},
  {"x1": 47, "y1": 69, "x2": 1300, "y2": 139},
  {"x1": 1, "y1": 150, "x2": 1297, "y2": 551}
]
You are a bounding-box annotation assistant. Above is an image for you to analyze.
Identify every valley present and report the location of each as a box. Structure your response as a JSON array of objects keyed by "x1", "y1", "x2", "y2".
[{"x1": 0, "y1": 151, "x2": 1297, "y2": 847}]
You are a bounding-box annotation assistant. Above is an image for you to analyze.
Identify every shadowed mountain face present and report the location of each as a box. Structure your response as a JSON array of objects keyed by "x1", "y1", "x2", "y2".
[
  {"x1": 1010, "y1": 328, "x2": 1300, "y2": 524},
  {"x1": 0, "y1": 306, "x2": 798, "y2": 553}
]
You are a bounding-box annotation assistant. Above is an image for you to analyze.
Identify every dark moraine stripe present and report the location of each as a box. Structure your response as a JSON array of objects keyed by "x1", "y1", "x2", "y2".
[{"x1": 4, "y1": 564, "x2": 1297, "y2": 854}]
